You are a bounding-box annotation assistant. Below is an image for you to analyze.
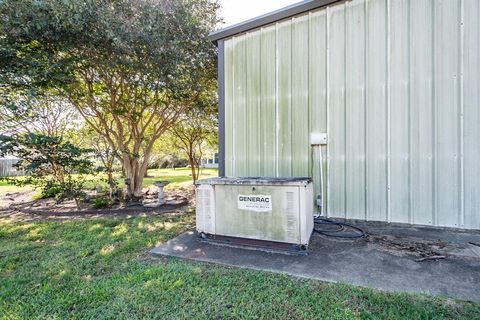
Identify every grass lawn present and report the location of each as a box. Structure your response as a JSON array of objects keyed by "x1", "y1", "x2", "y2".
[
  {"x1": 141, "y1": 167, "x2": 218, "y2": 187},
  {"x1": 1, "y1": 213, "x2": 479, "y2": 319},
  {"x1": 0, "y1": 167, "x2": 218, "y2": 197},
  {"x1": 0, "y1": 180, "x2": 32, "y2": 196},
  {"x1": 80, "y1": 167, "x2": 218, "y2": 190}
]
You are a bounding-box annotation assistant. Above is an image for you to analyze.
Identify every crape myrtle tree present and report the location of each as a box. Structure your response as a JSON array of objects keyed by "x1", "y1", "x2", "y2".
[
  {"x1": 0, "y1": 0, "x2": 220, "y2": 200},
  {"x1": 171, "y1": 109, "x2": 217, "y2": 183}
]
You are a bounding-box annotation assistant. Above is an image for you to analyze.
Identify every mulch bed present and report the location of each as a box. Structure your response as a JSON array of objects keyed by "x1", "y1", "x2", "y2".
[{"x1": 9, "y1": 202, "x2": 186, "y2": 216}]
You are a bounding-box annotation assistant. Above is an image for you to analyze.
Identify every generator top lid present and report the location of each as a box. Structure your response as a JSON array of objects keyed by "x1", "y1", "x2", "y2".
[{"x1": 195, "y1": 177, "x2": 312, "y2": 186}]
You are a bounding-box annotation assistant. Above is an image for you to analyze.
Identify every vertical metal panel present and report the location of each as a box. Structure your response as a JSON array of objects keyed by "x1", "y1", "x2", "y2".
[
  {"x1": 260, "y1": 25, "x2": 277, "y2": 177},
  {"x1": 222, "y1": 0, "x2": 480, "y2": 229},
  {"x1": 233, "y1": 35, "x2": 247, "y2": 176},
  {"x1": 327, "y1": 3, "x2": 346, "y2": 218},
  {"x1": 366, "y1": 0, "x2": 388, "y2": 221},
  {"x1": 410, "y1": 0, "x2": 435, "y2": 226},
  {"x1": 277, "y1": 20, "x2": 293, "y2": 176},
  {"x1": 345, "y1": 0, "x2": 367, "y2": 220},
  {"x1": 292, "y1": 15, "x2": 310, "y2": 177},
  {"x1": 463, "y1": 0, "x2": 480, "y2": 229},
  {"x1": 224, "y1": 39, "x2": 235, "y2": 176},
  {"x1": 434, "y1": 0, "x2": 461, "y2": 227},
  {"x1": 245, "y1": 31, "x2": 262, "y2": 176},
  {"x1": 389, "y1": 0, "x2": 410, "y2": 223},
  {"x1": 309, "y1": 10, "x2": 328, "y2": 206}
]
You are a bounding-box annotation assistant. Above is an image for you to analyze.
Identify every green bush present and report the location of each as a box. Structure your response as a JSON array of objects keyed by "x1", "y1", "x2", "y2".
[
  {"x1": 92, "y1": 197, "x2": 110, "y2": 209},
  {"x1": 0, "y1": 133, "x2": 94, "y2": 209},
  {"x1": 38, "y1": 181, "x2": 62, "y2": 199}
]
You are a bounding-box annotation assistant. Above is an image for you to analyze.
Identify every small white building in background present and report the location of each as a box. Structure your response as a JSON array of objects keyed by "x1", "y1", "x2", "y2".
[{"x1": 201, "y1": 152, "x2": 219, "y2": 169}]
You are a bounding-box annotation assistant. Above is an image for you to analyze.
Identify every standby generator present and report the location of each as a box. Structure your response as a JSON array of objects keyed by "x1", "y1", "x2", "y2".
[{"x1": 195, "y1": 177, "x2": 314, "y2": 254}]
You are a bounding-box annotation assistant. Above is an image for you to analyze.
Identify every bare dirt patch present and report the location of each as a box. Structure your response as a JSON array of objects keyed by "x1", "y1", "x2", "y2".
[
  {"x1": 0, "y1": 186, "x2": 195, "y2": 223},
  {"x1": 0, "y1": 189, "x2": 36, "y2": 208}
]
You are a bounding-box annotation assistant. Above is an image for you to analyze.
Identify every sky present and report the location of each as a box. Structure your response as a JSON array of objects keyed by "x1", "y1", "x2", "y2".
[{"x1": 218, "y1": 0, "x2": 301, "y2": 28}]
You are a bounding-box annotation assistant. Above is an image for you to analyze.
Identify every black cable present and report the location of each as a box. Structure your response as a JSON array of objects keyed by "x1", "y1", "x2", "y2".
[{"x1": 314, "y1": 217, "x2": 366, "y2": 239}]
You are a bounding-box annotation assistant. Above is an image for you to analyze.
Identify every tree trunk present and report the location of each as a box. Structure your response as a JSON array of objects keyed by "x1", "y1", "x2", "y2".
[
  {"x1": 122, "y1": 153, "x2": 150, "y2": 201},
  {"x1": 122, "y1": 144, "x2": 151, "y2": 201},
  {"x1": 107, "y1": 170, "x2": 115, "y2": 199},
  {"x1": 188, "y1": 156, "x2": 198, "y2": 184},
  {"x1": 196, "y1": 147, "x2": 203, "y2": 182},
  {"x1": 195, "y1": 159, "x2": 200, "y2": 182},
  {"x1": 74, "y1": 197, "x2": 81, "y2": 210}
]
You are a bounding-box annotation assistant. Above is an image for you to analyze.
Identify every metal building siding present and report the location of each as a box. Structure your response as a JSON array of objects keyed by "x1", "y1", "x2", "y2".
[
  {"x1": 464, "y1": 0, "x2": 480, "y2": 229},
  {"x1": 345, "y1": 0, "x2": 366, "y2": 221},
  {"x1": 308, "y1": 10, "x2": 328, "y2": 207},
  {"x1": 222, "y1": 0, "x2": 480, "y2": 229},
  {"x1": 259, "y1": 26, "x2": 276, "y2": 177}
]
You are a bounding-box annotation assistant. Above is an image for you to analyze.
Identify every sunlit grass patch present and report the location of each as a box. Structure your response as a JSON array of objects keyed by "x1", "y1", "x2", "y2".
[
  {"x1": 100, "y1": 244, "x2": 116, "y2": 255},
  {"x1": 1, "y1": 167, "x2": 218, "y2": 197}
]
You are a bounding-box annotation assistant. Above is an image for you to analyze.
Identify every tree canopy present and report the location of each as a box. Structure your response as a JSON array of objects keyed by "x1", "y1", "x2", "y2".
[{"x1": 1, "y1": 0, "x2": 220, "y2": 198}]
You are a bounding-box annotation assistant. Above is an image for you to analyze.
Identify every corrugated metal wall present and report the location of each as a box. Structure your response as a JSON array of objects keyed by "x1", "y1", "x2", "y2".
[{"x1": 223, "y1": 0, "x2": 480, "y2": 229}]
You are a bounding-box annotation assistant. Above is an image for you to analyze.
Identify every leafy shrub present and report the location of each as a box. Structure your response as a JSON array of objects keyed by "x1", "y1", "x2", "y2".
[
  {"x1": 39, "y1": 181, "x2": 62, "y2": 199},
  {"x1": 0, "y1": 133, "x2": 94, "y2": 209},
  {"x1": 92, "y1": 197, "x2": 110, "y2": 209},
  {"x1": 56, "y1": 177, "x2": 87, "y2": 208}
]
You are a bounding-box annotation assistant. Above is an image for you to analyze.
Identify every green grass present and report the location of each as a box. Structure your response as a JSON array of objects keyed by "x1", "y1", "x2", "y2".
[
  {"x1": 0, "y1": 181, "x2": 13, "y2": 187},
  {"x1": 84, "y1": 167, "x2": 218, "y2": 190},
  {"x1": 0, "y1": 185, "x2": 31, "y2": 195},
  {"x1": 141, "y1": 167, "x2": 218, "y2": 187},
  {"x1": 0, "y1": 167, "x2": 218, "y2": 197},
  {"x1": 0, "y1": 214, "x2": 479, "y2": 319},
  {"x1": 0, "y1": 178, "x2": 32, "y2": 195}
]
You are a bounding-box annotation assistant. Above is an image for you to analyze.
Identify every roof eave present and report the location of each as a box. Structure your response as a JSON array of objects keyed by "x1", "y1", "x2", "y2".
[{"x1": 209, "y1": 0, "x2": 344, "y2": 43}]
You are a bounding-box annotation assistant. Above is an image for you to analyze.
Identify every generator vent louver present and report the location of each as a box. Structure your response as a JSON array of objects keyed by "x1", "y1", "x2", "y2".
[
  {"x1": 196, "y1": 184, "x2": 215, "y2": 235},
  {"x1": 285, "y1": 191, "x2": 299, "y2": 243}
]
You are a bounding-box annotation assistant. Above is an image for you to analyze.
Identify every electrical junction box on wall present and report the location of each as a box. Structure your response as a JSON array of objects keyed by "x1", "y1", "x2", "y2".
[
  {"x1": 195, "y1": 177, "x2": 314, "y2": 254},
  {"x1": 310, "y1": 132, "x2": 328, "y2": 145}
]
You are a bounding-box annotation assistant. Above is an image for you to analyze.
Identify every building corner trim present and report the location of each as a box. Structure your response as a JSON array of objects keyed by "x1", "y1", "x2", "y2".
[{"x1": 217, "y1": 40, "x2": 226, "y2": 177}]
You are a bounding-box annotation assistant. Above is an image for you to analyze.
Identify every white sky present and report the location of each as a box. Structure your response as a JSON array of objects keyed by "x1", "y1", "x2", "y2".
[{"x1": 218, "y1": 0, "x2": 301, "y2": 28}]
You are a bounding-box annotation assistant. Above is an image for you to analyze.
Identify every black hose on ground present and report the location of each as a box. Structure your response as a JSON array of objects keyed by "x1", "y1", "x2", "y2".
[{"x1": 314, "y1": 217, "x2": 366, "y2": 239}]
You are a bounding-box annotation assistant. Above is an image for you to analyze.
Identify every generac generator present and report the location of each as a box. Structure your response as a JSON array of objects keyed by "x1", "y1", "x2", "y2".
[{"x1": 195, "y1": 177, "x2": 314, "y2": 254}]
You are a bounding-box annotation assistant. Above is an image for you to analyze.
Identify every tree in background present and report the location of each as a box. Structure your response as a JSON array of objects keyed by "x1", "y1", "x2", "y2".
[
  {"x1": 147, "y1": 134, "x2": 177, "y2": 170},
  {"x1": 171, "y1": 112, "x2": 217, "y2": 183},
  {"x1": 76, "y1": 126, "x2": 120, "y2": 200},
  {"x1": 0, "y1": 0, "x2": 219, "y2": 200},
  {"x1": 170, "y1": 78, "x2": 217, "y2": 183}
]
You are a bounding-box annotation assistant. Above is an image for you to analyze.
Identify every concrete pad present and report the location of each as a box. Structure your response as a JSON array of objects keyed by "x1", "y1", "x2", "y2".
[{"x1": 150, "y1": 226, "x2": 480, "y2": 301}]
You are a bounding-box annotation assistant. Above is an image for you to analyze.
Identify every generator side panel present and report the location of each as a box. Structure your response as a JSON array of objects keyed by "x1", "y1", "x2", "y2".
[
  {"x1": 299, "y1": 183, "x2": 314, "y2": 244},
  {"x1": 196, "y1": 185, "x2": 216, "y2": 234},
  {"x1": 214, "y1": 185, "x2": 301, "y2": 244}
]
